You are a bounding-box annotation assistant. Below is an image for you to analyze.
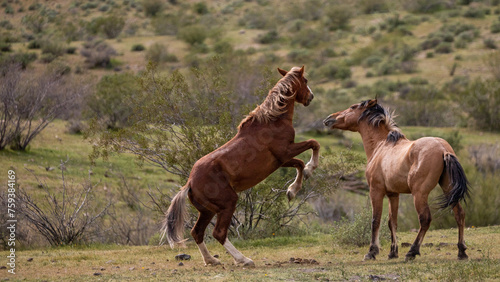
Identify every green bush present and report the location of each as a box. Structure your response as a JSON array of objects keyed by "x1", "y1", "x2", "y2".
[
  {"x1": 291, "y1": 27, "x2": 326, "y2": 49},
  {"x1": 178, "y1": 25, "x2": 207, "y2": 46},
  {"x1": 131, "y1": 44, "x2": 146, "y2": 52},
  {"x1": 323, "y1": 5, "x2": 353, "y2": 31},
  {"x1": 435, "y1": 42, "x2": 453, "y2": 53},
  {"x1": 287, "y1": 49, "x2": 311, "y2": 63},
  {"x1": 256, "y1": 30, "x2": 279, "y2": 44},
  {"x1": 358, "y1": 0, "x2": 388, "y2": 14},
  {"x1": 463, "y1": 7, "x2": 485, "y2": 18},
  {"x1": 332, "y1": 205, "x2": 390, "y2": 247},
  {"x1": 213, "y1": 40, "x2": 233, "y2": 54},
  {"x1": 145, "y1": 42, "x2": 178, "y2": 63},
  {"x1": 141, "y1": 0, "x2": 164, "y2": 17},
  {"x1": 193, "y1": 2, "x2": 208, "y2": 15},
  {"x1": 0, "y1": 52, "x2": 37, "y2": 70},
  {"x1": 151, "y1": 13, "x2": 183, "y2": 36},
  {"x1": 484, "y1": 38, "x2": 497, "y2": 49},
  {"x1": 491, "y1": 22, "x2": 500, "y2": 34}
]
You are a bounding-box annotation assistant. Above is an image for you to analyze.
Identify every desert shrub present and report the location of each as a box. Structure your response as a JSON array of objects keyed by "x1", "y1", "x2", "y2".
[
  {"x1": 40, "y1": 39, "x2": 66, "y2": 57},
  {"x1": 141, "y1": 0, "x2": 164, "y2": 17},
  {"x1": 14, "y1": 163, "x2": 110, "y2": 246},
  {"x1": 193, "y1": 2, "x2": 208, "y2": 15},
  {"x1": 453, "y1": 79, "x2": 500, "y2": 132},
  {"x1": 21, "y1": 12, "x2": 48, "y2": 34},
  {"x1": 0, "y1": 42, "x2": 11, "y2": 52},
  {"x1": 238, "y1": 8, "x2": 272, "y2": 29},
  {"x1": 484, "y1": 38, "x2": 497, "y2": 49},
  {"x1": 403, "y1": 0, "x2": 451, "y2": 13},
  {"x1": 491, "y1": 22, "x2": 500, "y2": 34},
  {"x1": 358, "y1": 0, "x2": 388, "y2": 14},
  {"x1": 332, "y1": 204, "x2": 390, "y2": 247},
  {"x1": 256, "y1": 29, "x2": 279, "y2": 44},
  {"x1": 86, "y1": 72, "x2": 140, "y2": 130},
  {"x1": 213, "y1": 40, "x2": 233, "y2": 54},
  {"x1": 291, "y1": 27, "x2": 326, "y2": 49},
  {"x1": 284, "y1": 0, "x2": 322, "y2": 21},
  {"x1": 323, "y1": 5, "x2": 353, "y2": 31},
  {"x1": 80, "y1": 38, "x2": 117, "y2": 68},
  {"x1": 0, "y1": 20, "x2": 13, "y2": 30},
  {"x1": 131, "y1": 44, "x2": 145, "y2": 52},
  {"x1": 287, "y1": 49, "x2": 311, "y2": 63},
  {"x1": 27, "y1": 40, "x2": 41, "y2": 49},
  {"x1": 463, "y1": 7, "x2": 486, "y2": 18},
  {"x1": 66, "y1": 46, "x2": 77, "y2": 54},
  {"x1": 87, "y1": 16, "x2": 125, "y2": 39},
  {"x1": 0, "y1": 52, "x2": 37, "y2": 70},
  {"x1": 178, "y1": 25, "x2": 207, "y2": 46},
  {"x1": 484, "y1": 50, "x2": 500, "y2": 80},
  {"x1": 435, "y1": 42, "x2": 453, "y2": 53},
  {"x1": 145, "y1": 42, "x2": 177, "y2": 64},
  {"x1": 151, "y1": 13, "x2": 183, "y2": 36},
  {"x1": 409, "y1": 76, "x2": 429, "y2": 85}
]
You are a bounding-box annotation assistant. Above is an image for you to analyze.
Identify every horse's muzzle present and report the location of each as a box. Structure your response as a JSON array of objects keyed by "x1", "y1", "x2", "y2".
[{"x1": 323, "y1": 115, "x2": 336, "y2": 127}]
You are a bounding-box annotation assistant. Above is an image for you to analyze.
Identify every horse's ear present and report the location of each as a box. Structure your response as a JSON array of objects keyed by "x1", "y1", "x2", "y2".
[
  {"x1": 367, "y1": 99, "x2": 378, "y2": 107},
  {"x1": 299, "y1": 65, "x2": 305, "y2": 76},
  {"x1": 277, "y1": 68, "x2": 288, "y2": 77}
]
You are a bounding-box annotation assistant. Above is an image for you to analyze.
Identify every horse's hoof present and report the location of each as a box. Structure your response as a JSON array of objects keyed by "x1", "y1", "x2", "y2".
[
  {"x1": 388, "y1": 253, "x2": 399, "y2": 259},
  {"x1": 404, "y1": 255, "x2": 416, "y2": 262},
  {"x1": 458, "y1": 253, "x2": 469, "y2": 260},
  {"x1": 303, "y1": 168, "x2": 313, "y2": 180},
  {"x1": 243, "y1": 260, "x2": 255, "y2": 267},
  {"x1": 204, "y1": 258, "x2": 221, "y2": 266},
  {"x1": 286, "y1": 190, "x2": 295, "y2": 201},
  {"x1": 363, "y1": 254, "x2": 376, "y2": 261}
]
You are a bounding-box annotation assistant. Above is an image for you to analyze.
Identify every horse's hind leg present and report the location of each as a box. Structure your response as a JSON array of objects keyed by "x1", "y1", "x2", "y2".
[
  {"x1": 439, "y1": 175, "x2": 468, "y2": 260},
  {"x1": 453, "y1": 203, "x2": 468, "y2": 259},
  {"x1": 190, "y1": 200, "x2": 220, "y2": 266},
  {"x1": 212, "y1": 188, "x2": 255, "y2": 267},
  {"x1": 406, "y1": 193, "x2": 431, "y2": 261},
  {"x1": 387, "y1": 194, "x2": 399, "y2": 259}
]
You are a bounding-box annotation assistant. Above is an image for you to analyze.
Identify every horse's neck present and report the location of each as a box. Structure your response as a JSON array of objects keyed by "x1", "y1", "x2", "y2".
[{"x1": 358, "y1": 123, "x2": 390, "y2": 160}]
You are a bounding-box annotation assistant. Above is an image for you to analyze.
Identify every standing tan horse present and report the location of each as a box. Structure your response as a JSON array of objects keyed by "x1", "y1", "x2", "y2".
[
  {"x1": 324, "y1": 99, "x2": 470, "y2": 261},
  {"x1": 161, "y1": 66, "x2": 320, "y2": 267}
]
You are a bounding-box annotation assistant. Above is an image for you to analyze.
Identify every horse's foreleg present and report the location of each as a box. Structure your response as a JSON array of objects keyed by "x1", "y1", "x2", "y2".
[
  {"x1": 285, "y1": 139, "x2": 320, "y2": 182},
  {"x1": 387, "y1": 194, "x2": 399, "y2": 259},
  {"x1": 281, "y1": 158, "x2": 305, "y2": 201},
  {"x1": 303, "y1": 140, "x2": 320, "y2": 179},
  {"x1": 364, "y1": 190, "x2": 384, "y2": 261},
  {"x1": 406, "y1": 194, "x2": 431, "y2": 261}
]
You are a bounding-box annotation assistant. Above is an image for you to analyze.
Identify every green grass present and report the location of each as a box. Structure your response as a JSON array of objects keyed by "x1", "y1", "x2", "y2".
[{"x1": 2, "y1": 226, "x2": 499, "y2": 280}]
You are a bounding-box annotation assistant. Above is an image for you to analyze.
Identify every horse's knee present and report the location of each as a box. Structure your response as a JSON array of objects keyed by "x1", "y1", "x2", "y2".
[{"x1": 191, "y1": 228, "x2": 204, "y2": 244}]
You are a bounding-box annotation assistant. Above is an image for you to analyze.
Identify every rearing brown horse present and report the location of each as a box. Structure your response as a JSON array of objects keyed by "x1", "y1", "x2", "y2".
[
  {"x1": 324, "y1": 99, "x2": 470, "y2": 261},
  {"x1": 161, "y1": 66, "x2": 320, "y2": 267}
]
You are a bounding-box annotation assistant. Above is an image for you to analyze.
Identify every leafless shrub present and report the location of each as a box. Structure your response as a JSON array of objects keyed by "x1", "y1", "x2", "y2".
[
  {"x1": 16, "y1": 161, "x2": 111, "y2": 246},
  {"x1": 80, "y1": 38, "x2": 117, "y2": 68},
  {"x1": 0, "y1": 63, "x2": 86, "y2": 150}
]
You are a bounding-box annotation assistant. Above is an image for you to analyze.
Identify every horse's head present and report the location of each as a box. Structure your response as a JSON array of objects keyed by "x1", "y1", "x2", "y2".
[
  {"x1": 323, "y1": 99, "x2": 378, "y2": 132},
  {"x1": 278, "y1": 66, "x2": 314, "y2": 106}
]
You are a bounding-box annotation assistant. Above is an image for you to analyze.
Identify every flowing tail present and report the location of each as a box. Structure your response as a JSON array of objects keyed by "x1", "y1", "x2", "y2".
[
  {"x1": 439, "y1": 153, "x2": 471, "y2": 209},
  {"x1": 160, "y1": 185, "x2": 190, "y2": 248}
]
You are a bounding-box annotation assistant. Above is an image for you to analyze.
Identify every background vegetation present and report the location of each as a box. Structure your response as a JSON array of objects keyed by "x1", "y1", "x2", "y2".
[{"x1": 0, "y1": 0, "x2": 499, "y2": 271}]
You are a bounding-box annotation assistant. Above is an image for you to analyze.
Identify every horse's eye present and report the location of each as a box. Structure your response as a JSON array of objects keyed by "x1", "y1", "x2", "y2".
[
  {"x1": 304, "y1": 78, "x2": 308, "y2": 84},
  {"x1": 350, "y1": 105, "x2": 357, "y2": 109}
]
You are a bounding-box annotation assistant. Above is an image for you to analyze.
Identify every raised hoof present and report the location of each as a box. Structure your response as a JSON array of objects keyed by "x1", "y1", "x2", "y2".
[
  {"x1": 286, "y1": 190, "x2": 295, "y2": 201},
  {"x1": 303, "y1": 168, "x2": 313, "y2": 180}
]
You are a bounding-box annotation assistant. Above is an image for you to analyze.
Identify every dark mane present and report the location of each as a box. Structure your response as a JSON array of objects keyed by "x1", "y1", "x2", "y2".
[
  {"x1": 238, "y1": 68, "x2": 302, "y2": 129},
  {"x1": 358, "y1": 100, "x2": 406, "y2": 144}
]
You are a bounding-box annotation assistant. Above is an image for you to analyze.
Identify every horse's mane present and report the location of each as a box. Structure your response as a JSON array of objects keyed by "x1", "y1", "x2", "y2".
[
  {"x1": 358, "y1": 100, "x2": 406, "y2": 144},
  {"x1": 238, "y1": 68, "x2": 301, "y2": 128}
]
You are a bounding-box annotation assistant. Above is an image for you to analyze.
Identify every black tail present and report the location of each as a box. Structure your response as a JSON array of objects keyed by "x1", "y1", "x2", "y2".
[{"x1": 439, "y1": 153, "x2": 471, "y2": 209}]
